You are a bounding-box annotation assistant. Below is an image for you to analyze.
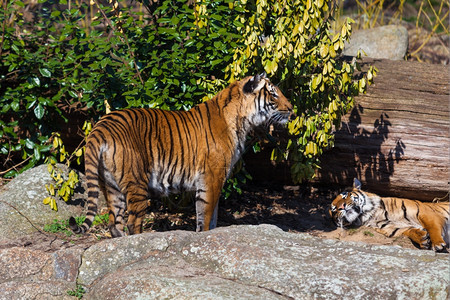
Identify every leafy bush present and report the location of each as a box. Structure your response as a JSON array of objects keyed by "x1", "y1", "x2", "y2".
[
  {"x1": 227, "y1": 0, "x2": 375, "y2": 181},
  {"x1": 1, "y1": 0, "x2": 373, "y2": 185}
]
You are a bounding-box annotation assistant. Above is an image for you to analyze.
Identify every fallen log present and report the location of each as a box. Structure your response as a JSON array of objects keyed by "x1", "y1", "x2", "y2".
[{"x1": 245, "y1": 58, "x2": 449, "y2": 201}]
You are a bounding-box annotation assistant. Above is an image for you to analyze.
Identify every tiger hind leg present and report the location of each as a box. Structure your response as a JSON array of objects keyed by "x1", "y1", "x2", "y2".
[
  {"x1": 126, "y1": 187, "x2": 149, "y2": 235},
  {"x1": 104, "y1": 184, "x2": 127, "y2": 238}
]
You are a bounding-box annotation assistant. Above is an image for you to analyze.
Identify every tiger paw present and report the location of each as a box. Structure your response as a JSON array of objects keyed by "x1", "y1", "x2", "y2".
[
  {"x1": 404, "y1": 228, "x2": 430, "y2": 249},
  {"x1": 431, "y1": 240, "x2": 448, "y2": 252},
  {"x1": 419, "y1": 231, "x2": 431, "y2": 249}
]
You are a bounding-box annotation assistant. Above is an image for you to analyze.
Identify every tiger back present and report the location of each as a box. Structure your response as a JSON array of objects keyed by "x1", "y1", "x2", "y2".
[
  {"x1": 69, "y1": 73, "x2": 293, "y2": 237},
  {"x1": 329, "y1": 178, "x2": 450, "y2": 251}
]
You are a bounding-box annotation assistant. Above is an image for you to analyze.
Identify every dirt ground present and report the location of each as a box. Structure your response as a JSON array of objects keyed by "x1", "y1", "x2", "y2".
[{"x1": 0, "y1": 183, "x2": 417, "y2": 253}]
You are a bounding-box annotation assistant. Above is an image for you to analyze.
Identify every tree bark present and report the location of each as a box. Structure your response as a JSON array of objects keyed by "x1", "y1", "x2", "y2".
[
  {"x1": 315, "y1": 58, "x2": 449, "y2": 201},
  {"x1": 245, "y1": 58, "x2": 449, "y2": 201}
]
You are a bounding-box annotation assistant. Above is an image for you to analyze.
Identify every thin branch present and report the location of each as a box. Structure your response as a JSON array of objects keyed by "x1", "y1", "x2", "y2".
[{"x1": 0, "y1": 155, "x2": 33, "y2": 176}]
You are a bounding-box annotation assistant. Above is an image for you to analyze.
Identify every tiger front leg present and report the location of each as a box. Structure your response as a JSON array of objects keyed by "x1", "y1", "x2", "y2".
[
  {"x1": 376, "y1": 222, "x2": 430, "y2": 249},
  {"x1": 401, "y1": 227, "x2": 430, "y2": 249},
  {"x1": 195, "y1": 186, "x2": 221, "y2": 232},
  {"x1": 421, "y1": 220, "x2": 447, "y2": 252}
]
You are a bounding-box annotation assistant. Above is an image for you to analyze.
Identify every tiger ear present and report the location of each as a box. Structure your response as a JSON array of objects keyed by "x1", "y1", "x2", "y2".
[
  {"x1": 353, "y1": 178, "x2": 362, "y2": 190},
  {"x1": 243, "y1": 73, "x2": 266, "y2": 94}
]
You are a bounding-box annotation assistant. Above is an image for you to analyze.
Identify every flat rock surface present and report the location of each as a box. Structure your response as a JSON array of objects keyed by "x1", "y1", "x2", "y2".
[{"x1": 1, "y1": 225, "x2": 448, "y2": 299}]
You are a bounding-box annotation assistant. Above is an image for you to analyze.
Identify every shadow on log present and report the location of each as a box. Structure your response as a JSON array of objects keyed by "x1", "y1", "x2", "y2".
[{"x1": 246, "y1": 58, "x2": 449, "y2": 201}]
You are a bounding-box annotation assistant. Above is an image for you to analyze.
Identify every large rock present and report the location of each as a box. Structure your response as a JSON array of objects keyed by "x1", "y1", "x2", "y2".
[
  {"x1": 80, "y1": 225, "x2": 448, "y2": 299},
  {"x1": 0, "y1": 225, "x2": 448, "y2": 299},
  {"x1": 0, "y1": 245, "x2": 84, "y2": 300},
  {"x1": 0, "y1": 164, "x2": 88, "y2": 240},
  {"x1": 344, "y1": 25, "x2": 408, "y2": 60}
]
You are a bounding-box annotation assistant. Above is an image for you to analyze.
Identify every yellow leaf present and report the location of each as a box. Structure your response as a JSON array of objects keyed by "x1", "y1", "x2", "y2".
[
  {"x1": 367, "y1": 69, "x2": 373, "y2": 81},
  {"x1": 359, "y1": 78, "x2": 366, "y2": 93},
  {"x1": 292, "y1": 23, "x2": 300, "y2": 36},
  {"x1": 53, "y1": 137, "x2": 59, "y2": 149},
  {"x1": 43, "y1": 197, "x2": 52, "y2": 205},
  {"x1": 329, "y1": 46, "x2": 336, "y2": 58},
  {"x1": 319, "y1": 44, "x2": 328, "y2": 58},
  {"x1": 334, "y1": 41, "x2": 340, "y2": 51},
  {"x1": 345, "y1": 63, "x2": 351, "y2": 73},
  {"x1": 342, "y1": 72, "x2": 349, "y2": 84},
  {"x1": 50, "y1": 198, "x2": 58, "y2": 211},
  {"x1": 313, "y1": 142, "x2": 318, "y2": 155},
  {"x1": 303, "y1": 11, "x2": 309, "y2": 24},
  {"x1": 332, "y1": 100, "x2": 338, "y2": 111},
  {"x1": 270, "y1": 149, "x2": 277, "y2": 161},
  {"x1": 311, "y1": 74, "x2": 322, "y2": 91},
  {"x1": 341, "y1": 24, "x2": 347, "y2": 38},
  {"x1": 75, "y1": 148, "x2": 83, "y2": 157},
  {"x1": 48, "y1": 184, "x2": 55, "y2": 196}
]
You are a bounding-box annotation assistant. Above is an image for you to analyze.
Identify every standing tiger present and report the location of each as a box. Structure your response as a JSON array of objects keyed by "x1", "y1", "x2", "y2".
[
  {"x1": 69, "y1": 73, "x2": 293, "y2": 237},
  {"x1": 329, "y1": 178, "x2": 450, "y2": 251}
]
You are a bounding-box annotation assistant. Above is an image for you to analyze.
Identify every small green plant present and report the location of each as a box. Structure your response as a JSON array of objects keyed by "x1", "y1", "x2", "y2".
[
  {"x1": 363, "y1": 230, "x2": 375, "y2": 237},
  {"x1": 92, "y1": 213, "x2": 109, "y2": 226},
  {"x1": 43, "y1": 217, "x2": 84, "y2": 236},
  {"x1": 67, "y1": 285, "x2": 86, "y2": 299}
]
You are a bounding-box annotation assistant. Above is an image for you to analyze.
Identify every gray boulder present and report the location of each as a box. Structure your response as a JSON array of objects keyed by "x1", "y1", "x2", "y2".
[
  {"x1": 0, "y1": 225, "x2": 448, "y2": 299},
  {"x1": 344, "y1": 25, "x2": 409, "y2": 60},
  {"x1": 0, "y1": 164, "x2": 88, "y2": 240},
  {"x1": 0, "y1": 244, "x2": 84, "y2": 300},
  {"x1": 81, "y1": 225, "x2": 448, "y2": 299}
]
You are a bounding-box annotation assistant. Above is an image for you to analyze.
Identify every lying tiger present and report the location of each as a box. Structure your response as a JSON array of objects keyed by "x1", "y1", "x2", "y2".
[
  {"x1": 329, "y1": 178, "x2": 450, "y2": 251},
  {"x1": 69, "y1": 73, "x2": 293, "y2": 237}
]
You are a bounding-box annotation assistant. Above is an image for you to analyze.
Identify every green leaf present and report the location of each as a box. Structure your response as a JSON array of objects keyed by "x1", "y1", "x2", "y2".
[
  {"x1": 11, "y1": 101, "x2": 20, "y2": 112},
  {"x1": 31, "y1": 77, "x2": 41, "y2": 87},
  {"x1": 34, "y1": 104, "x2": 45, "y2": 119},
  {"x1": 34, "y1": 147, "x2": 41, "y2": 161},
  {"x1": 39, "y1": 68, "x2": 52, "y2": 78},
  {"x1": 68, "y1": 90, "x2": 78, "y2": 98},
  {"x1": 25, "y1": 139, "x2": 35, "y2": 149}
]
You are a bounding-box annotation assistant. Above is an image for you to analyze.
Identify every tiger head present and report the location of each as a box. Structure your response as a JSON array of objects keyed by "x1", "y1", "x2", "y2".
[
  {"x1": 242, "y1": 73, "x2": 294, "y2": 127},
  {"x1": 329, "y1": 178, "x2": 369, "y2": 228}
]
